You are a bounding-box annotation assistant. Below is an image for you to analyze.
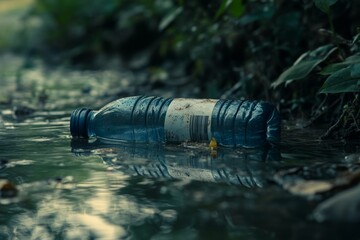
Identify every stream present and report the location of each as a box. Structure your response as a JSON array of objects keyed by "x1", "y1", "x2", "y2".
[{"x1": 0, "y1": 55, "x2": 359, "y2": 239}]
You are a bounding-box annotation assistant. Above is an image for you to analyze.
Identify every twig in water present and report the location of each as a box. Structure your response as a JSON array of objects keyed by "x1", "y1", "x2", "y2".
[{"x1": 320, "y1": 110, "x2": 346, "y2": 140}]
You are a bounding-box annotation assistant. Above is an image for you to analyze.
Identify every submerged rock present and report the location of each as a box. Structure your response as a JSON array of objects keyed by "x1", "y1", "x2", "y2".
[
  {"x1": 0, "y1": 176, "x2": 75, "y2": 205},
  {"x1": 12, "y1": 105, "x2": 35, "y2": 119},
  {"x1": 0, "y1": 180, "x2": 18, "y2": 198},
  {"x1": 313, "y1": 183, "x2": 360, "y2": 223}
]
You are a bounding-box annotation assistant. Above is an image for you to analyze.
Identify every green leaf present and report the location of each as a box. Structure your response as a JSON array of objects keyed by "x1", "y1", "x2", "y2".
[
  {"x1": 216, "y1": 0, "x2": 230, "y2": 19},
  {"x1": 216, "y1": 0, "x2": 244, "y2": 19},
  {"x1": 320, "y1": 66, "x2": 360, "y2": 93},
  {"x1": 158, "y1": 7, "x2": 182, "y2": 31},
  {"x1": 277, "y1": 60, "x2": 318, "y2": 87},
  {"x1": 228, "y1": 0, "x2": 245, "y2": 18},
  {"x1": 314, "y1": 0, "x2": 338, "y2": 14},
  {"x1": 272, "y1": 45, "x2": 337, "y2": 88},
  {"x1": 350, "y1": 63, "x2": 360, "y2": 78},
  {"x1": 320, "y1": 54, "x2": 360, "y2": 75},
  {"x1": 320, "y1": 63, "x2": 348, "y2": 75}
]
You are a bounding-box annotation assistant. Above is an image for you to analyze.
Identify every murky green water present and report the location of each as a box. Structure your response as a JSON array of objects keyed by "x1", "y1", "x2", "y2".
[{"x1": 0, "y1": 55, "x2": 359, "y2": 239}]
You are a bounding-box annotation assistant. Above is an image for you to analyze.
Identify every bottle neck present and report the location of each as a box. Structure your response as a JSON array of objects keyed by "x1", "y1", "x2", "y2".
[{"x1": 86, "y1": 110, "x2": 96, "y2": 137}]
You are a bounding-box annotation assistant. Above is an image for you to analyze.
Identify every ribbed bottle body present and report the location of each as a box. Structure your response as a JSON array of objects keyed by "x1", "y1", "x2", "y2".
[
  {"x1": 211, "y1": 100, "x2": 280, "y2": 148},
  {"x1": 88, "y1": 96, "x2": 173, "y2": 143},
  {"x1": 84, "y1": 96, "x2": 280, "y2": 147}
]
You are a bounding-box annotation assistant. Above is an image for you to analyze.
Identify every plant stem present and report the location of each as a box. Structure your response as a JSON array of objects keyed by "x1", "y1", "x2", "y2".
[
  {"x1": 328, "y1": 10, "x2": 343, "y2": 57},
  {"x1": 328, "y1": 12, "x2": 335, "y2": 37}
]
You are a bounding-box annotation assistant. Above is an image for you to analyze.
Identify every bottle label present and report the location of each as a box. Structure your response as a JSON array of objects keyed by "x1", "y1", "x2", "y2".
[{"x1": 164, "y1": 99, "x2": 218, "y2": 142}]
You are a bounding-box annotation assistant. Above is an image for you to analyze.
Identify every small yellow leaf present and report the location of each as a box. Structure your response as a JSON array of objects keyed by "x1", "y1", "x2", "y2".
[{"x1": 209, "y1": 137, "x2": 218, "y2": 150}]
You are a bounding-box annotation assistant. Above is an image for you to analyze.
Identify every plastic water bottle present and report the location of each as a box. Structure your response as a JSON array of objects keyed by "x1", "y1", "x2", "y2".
[{"x1": 70, "y1": 96, "x2": 280, "y2": 148}]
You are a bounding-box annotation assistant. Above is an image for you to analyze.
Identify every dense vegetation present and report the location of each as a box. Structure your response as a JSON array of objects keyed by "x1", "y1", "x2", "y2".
[{"x1": 4, "y1": 0, "x2": 360, "y2": 139}]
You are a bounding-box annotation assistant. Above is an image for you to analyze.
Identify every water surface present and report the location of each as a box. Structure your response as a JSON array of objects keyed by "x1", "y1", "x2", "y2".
[{"x1": 0, "y1": 55, "x2": 359, "y2": 239}]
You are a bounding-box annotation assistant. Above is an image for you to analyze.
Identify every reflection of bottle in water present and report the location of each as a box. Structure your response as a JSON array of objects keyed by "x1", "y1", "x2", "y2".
[
  {"x1": 71, "y1": 139, "x2": 280, "y2": 188},
  {"x1": 70, "y1": 96, "x2": 280, "y2": 148}
]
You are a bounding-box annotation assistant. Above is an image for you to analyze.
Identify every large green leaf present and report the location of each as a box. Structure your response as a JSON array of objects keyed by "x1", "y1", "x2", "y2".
[
  {"x1": 314, "y1": 0, "x2": 338, "y2": 14},
  {"x1": 350, "y1": 62, "x2": 360, "y2": 78},
  {"x1": 272, "y1": 45, "x2": 337, "y2": 88},
  {"x1": 320, "y1": 65, "x2": 360, "y2": 93},
  {"x1": 216, "y1": 0, "x2": 244, "y2": 19},
  {"x1": 320, "y1": 54, "x2": 360, "y2": 75}
]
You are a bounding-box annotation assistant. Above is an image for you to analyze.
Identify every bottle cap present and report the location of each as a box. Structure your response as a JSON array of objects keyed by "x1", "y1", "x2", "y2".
[{"x1": 70, "y1": 108, "x2": 92, "y2": 138}]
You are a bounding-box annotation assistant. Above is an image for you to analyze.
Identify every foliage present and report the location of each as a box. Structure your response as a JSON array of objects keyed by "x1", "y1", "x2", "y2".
[
  {"x1": 0, "y1": 0, "x2": 32, "y2": 51},
  {"x1": 320, "y1": 63, "x2": 360, "y2": 93},
  {"x1": 24, "y1": 0, "x2": 331, "y2": 98},
  {"x1": 7, "y1": 0, "x2": 360, "y2": 137},
  {"x1": 271, "y1": 44, "x2": 337, "y2": 88},
  {"x1": 273, "y1": 34, "x2": 360, "y2": 94},
  {"x1": 216, "y1": 0, "x2": 245, "y2": 19},
  {"x1": 314, "y1": 0, "x2": 338, "y2": 14},
  {"x1": 272, "y1": 0, "x2": 360, "y2": 139}
]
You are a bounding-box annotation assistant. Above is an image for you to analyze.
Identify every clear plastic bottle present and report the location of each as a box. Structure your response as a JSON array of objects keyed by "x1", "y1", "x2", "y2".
[{"x1": 70, "y1": 96, "x2": 280, "y2": 147}]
